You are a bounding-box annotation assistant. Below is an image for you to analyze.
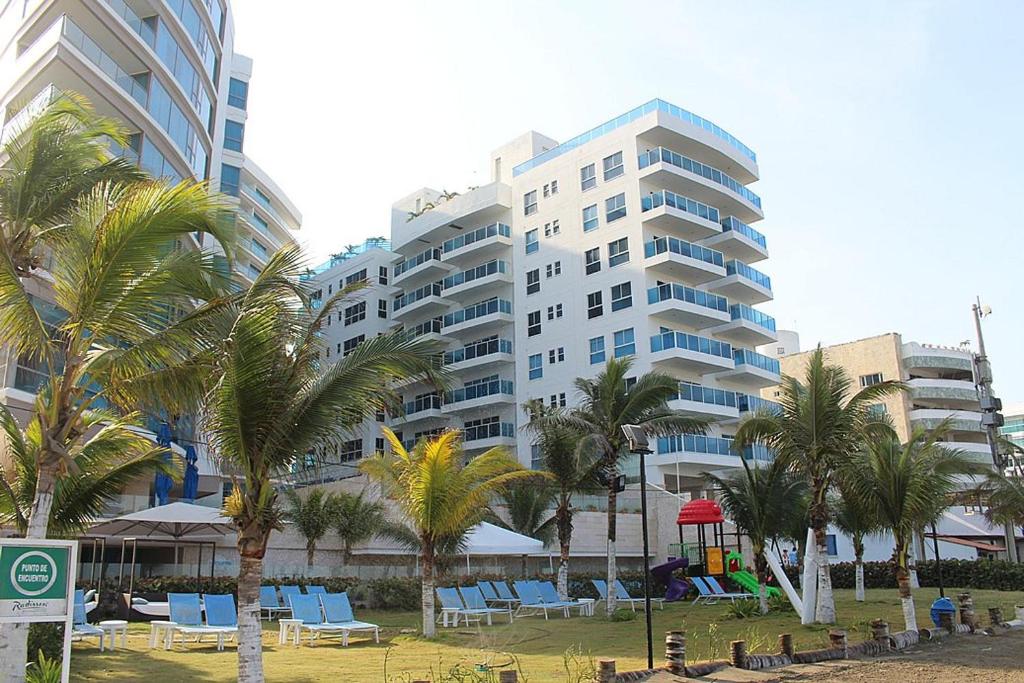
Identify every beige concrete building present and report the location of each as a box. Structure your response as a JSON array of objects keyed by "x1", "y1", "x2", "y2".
[{"x1": 763, "y1": 332, "x2": 989, "y2": 461}]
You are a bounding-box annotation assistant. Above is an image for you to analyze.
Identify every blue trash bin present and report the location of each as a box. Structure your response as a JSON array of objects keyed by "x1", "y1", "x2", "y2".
[{"x1": 930, "y1": 596, "x2": 956, "y2": 627}]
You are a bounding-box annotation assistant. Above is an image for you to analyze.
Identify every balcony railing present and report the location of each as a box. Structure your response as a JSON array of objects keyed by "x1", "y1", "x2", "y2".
[
  {"x1": 726, "y1": 260, "x2": 772, "y2": 290},
  {"x1": 673, "y1": 383, "x2": 737, "y2": 408},
  {"x1": 403, "y1": 393, "x2": 442, "y2": 416},
  {"x1": 733, "y1": 349, "x2": 781, "y2": 375},
  {"x1": 730, "y1": 304, "x2": 776, "y2": 331},
  {"x1": 393, "y1": 282, "x2": 442, "y2": 311},
  {"x1": 443, "y1": 298, "x2": 512, "y2": 328},
  {"x1": 640, "y1": 190, "x2": 721, "y2": 224},
  {"x1": 721, "y1": 216, "x2": 767, "y2": 248},
  {"x1": 62, "y1": 17, "x2": 148, "y2": 107},
  {"x1": 644, "y1": 236, "x2": 724, "y2": 268},
  {"x1": 656, "y1": 434, "x2": 771, "y2": 461},
  {"x1": 650, "y1": 331, "x2": 733, "y2": 360},
  {"x1": 395, "y1": 247, "x2": 442, "y2": 277},
  {"x1": 404, "y1": 317, "x2": 444, "y2": 338},
  {"x1": 444, "y1": 338, "x2": 513, "y2": 365},
  {"x1": 639, "y1": 147, "x2": 761, "y2": 209},
  {"x1": 442, "y1": 260, "x2": 508, "y2": 290},
  {"x1": 442, "y1": 223, "x2": 511, "y2": 253},
  {"x1": 648, "y1": 283, "x2": 728, "y2": 312},
  {"x1": 445, "y1": 379, "x2": 514, "y2": 404},
  {"x1": 464, "y1": 421, "x2": 516, "y2": 442},
  {"x1": 738, "y1": 394, "x2": 781, "y2": 414}
]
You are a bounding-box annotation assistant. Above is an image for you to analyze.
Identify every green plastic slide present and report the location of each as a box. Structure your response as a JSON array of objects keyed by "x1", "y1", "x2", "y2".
[{"x1": 727, "y1": 568, "x2": 780, "y2": 597}]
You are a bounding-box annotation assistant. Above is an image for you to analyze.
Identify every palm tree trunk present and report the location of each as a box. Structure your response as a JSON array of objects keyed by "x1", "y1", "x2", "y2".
[
  {"x1": 421, "y1": 540, "x2": 436, "y2": 637},
  {"x1": 895, "y1": 539, "x2": 917, "y2": 632},
  {"x1": 237, "y1": 553, "x2": 265, "y2": 683},
  {"x1": 605, "y1": 482, "x2": 618, "y2": 615},
  {"x1": 855, "y1": 556, "x2": 865, "y2": 602},
  {"x1": 754, "y1": 551, "x2": 769, "y2": 615},
  {"x1": 0, "y1": 462, "x2": 60, "y2": 682},
  {"x1": 556, "y1": 502, "x2": 572, "y2": 601},
  {"x1": 306, "y1": 542, "x2": 315, "y2": 569},
  {"x1": 810, "y1": 494, "x2": 836, "y2": 624}
]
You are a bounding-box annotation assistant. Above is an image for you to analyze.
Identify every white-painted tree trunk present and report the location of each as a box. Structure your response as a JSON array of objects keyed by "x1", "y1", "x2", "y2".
[
  {"x1": 758, "y1": 583, "x2": 768, "y2": 615},
  {"x1": 605, "y1": 539, "x2": 618, "y2": 614},
  {"x1": 557, "y1": 557, "x2": 569, "y2": 601},
  {"x1": 855, "y1": 561, "x2": 865, "y2": 602},
  {"x1": 236, "y1": 555, "x2": 265, "y2": 683},
  {"x1": 814, "y1": 537, "x2": 836, "y2": 624},
  {"x1": 902, "y1": 596, "x2": 918, "y2": 632},
  {"x1": 800, "y1": 529, "x2": 817, "y2": 625},
  {"x1": 421, "y1": 552, "x2": 436, "y2": 638}
]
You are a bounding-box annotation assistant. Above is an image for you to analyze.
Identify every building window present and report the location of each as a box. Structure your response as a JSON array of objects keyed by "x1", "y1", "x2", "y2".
[
  {"x1": 340, "y1": 438, "x2": 362, "y2": 462},
  {"x1": 525, "y1": 229, "x2": 539, "y2": 254},
  {"x1": 343, "y1": 335, "x2": 364, "y2": 356},
  {"x1": 220, "y1": 163, "x2": 241, "y2": 196},
  {"x1": 608, "y1": 237, "x2": 629, "y2": 267},
  {"x1": 526, "y1": 269, "x2": 540, "y2": 295},
  {"x1": 583, "y1": 204, "x2": 599, "y2": 232},
  {"x1": 529, "y1": 353, "x2": 543, "y2": 380},
  {"x1": 860, "y1": 373, "x2": 884, "y2": 387},
  {"x1": 551, "y1": 392, "x2": 567, "y2": 407},
  {"x1": 228, "y1": 77, "x2": 249, "y2": 109},
  {"x1": 547, "y1": 304, "x2": 563, "y2": 320},
  {"x1": 375, "y1": 410, "x2": 386, "y2": 422},
  {"x1": 548, "y1": 347, "x2": 565, "y2": 364},
  {"x1": 551, "y1": 179, "x2": 558, "y2": 194},
  {"x1": 605, "y1": 193, "x2": 627, "y2": 222},
  {"x1": 587, "y1": 291, "x2": 603, "y2": 319},
  {"x1": 344, "y1": 302, "x2": 366, "y2": 325},
  {"x1": 611, "y1": 282, "x2": 632, "y2": 311},
  {"x1": 378, "y1": 266, "x2": 389, "y2": 285},
  {"x1": 378, "y1": 299, "x2": 387, "y2": 318},
  {"x1": 546, "y1": 261, "x2": 562, "y2": 278},
  {"x1": 603, "y1": 151, "x2": 624, "y2": 180},
  {"x1": 613, "y1": 328, "x2": 635, "y2": 358},
  {"x1": 825, "y1": 534, "x2": 838, "y2": 556},
  {"x1": 224, "y1": 119, "x2": 244, "y2": 152},
  {"x1": 544, "y1": 220, "x2": 560, "y2": 237},
  {"x1": 527, "y1": 310, "x2": 541, "y2": 337},
  {"x1": 580, "y1": 163, "x2": 596, "y2": 191},
  {"x1": 524, "y1": 190, "x2": 538, "y2": 216},
  {"x1": 589, "y1": 336, "x2": 606, "y2": 365},
  {"x1": 345, "y1": 269, "x2": 367, "y2": 285},
  {"x1": 375, "y1": 437, "x2": 385, "y2": 452},
  {"x1": 868, "y1": 403, "x2": 888, "y2": 417},
  {"x1": 585, "y1": 247, "x2": 601, "y2": 275},
  {"x1": 624, "y1": 377, "x2": 637, "y2": 390},
  {"x1": 543, "y1": 183, "x2": 550, "y2": 198}
]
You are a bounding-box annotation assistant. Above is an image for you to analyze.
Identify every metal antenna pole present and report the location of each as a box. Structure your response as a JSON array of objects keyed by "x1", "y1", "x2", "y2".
[{"x1": 972, "y1": 299, "x2": 1019, "y2": 563}]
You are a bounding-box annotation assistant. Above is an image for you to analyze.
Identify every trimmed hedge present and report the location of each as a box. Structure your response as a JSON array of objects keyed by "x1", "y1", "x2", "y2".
[{"x1": 782, "y1": 559, "x2": 1024, "y2": 591}]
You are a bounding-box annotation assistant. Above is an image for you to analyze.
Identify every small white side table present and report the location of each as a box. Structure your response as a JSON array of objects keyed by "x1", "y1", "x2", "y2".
[
  {"x1": 98, "y1": 620, "x2": 128, "y2": 649},
  {"x1": 149, "y1": 620, "x2": 176, "y2": 650},
  {"x1": 278, "y1": 618, "x2": 302, "y2": 646},
  {"x1": 577, "y1": 598, "x2": 596, "y2": 617}
]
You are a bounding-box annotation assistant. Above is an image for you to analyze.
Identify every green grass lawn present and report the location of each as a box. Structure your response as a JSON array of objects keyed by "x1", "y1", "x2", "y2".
[{"x1": 69, "y1": 587, "x2": 1024, "y2": 682}]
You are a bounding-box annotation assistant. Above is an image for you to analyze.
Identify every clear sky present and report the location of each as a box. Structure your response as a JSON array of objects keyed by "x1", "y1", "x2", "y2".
[{"x1": 231, "y1": 1, "x2": 1024, "y2": 403}]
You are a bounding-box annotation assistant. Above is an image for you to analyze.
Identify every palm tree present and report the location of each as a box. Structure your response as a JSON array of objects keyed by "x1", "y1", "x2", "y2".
[
  {"x1": 282, "y1": 488, "x2": 339, "y2": 569},
  {"x1": 980, "y1": 471, "x2": 1024, "y2": 531},
  {"x1": 201, "y1": 247, "x2": 443, "y2": 682},
  {"x1": 843, "y1": 424, "x2": 977, "y2": 631},
  {"x1": 360, "y1": 427, "x2": 541, "y2": 637},
  {"x1": 734, "y1": 347, "x2": 901, "y2": 623},
  {"x1": 534, "y1": 357, "x2": 709, "y2": 614},
  {"x1": 831, "y1": 491, "x2": 880, "y2": 601},
  {"x1": 706, "y1": 458, "x2": 806, "y2": 613},
  {"x1": 0, "y1": 405, "x2": 176, "y2": 537},
  {"x1": 333, "y1": 490, "x2": 389, "y2": 564},
  {"x1": 492, "y1": 484, "x2": 556, "y2": 575},
  {"x1": 523, "y1": 399, "x2": 599, "y2": 599}
]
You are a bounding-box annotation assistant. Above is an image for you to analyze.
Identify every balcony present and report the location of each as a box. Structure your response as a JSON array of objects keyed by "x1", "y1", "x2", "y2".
[
  {"x1": 643, "y1": 236, "x2": 726, "y2": 284},
  {"x1": 393, "y1": 247, "x2": 451, "y2": 286},
  {"x1": 462, "y1": 421, "x2": 517, "y2": 450},
  {"x1": 443, "y1": 379, "x2": 515, "y2": 413},
  {"x1": 653, "y1": 434, "x2": 772, "y2": 467},
  {"x1": 442, "y1": 298, "x2": 513, "y2": 336},
  {"x1": 400, "y1": 317, "x2": 452, "y2": 345},
  {"x1": 395, "y1": 182, "x2": 512, "y2": 252},
  {"x1": 738, "y1": 394, "x2": 781, "y2": 415},
  {"x1": 444, "y1": 338, "x2": 514, "y2": 372},
  {"x1": 713, "y1": 349, "x2": 782, "y2": 388},
  {"x1": 669, "y1": 383, "x2": 739, "y2": 421},
  {"x1": 441, "y1": 223, "x2": 512, "y2": 265},
  {"x1": 392, "y1": 282, "x2": 446, "y2": 320},
  {"x1": 907, "y1": 378, "x2": 979, "y2": 409},
  {"x1": 441, "y1": 260, "x2": 512, "y2": 301},
  {"x1": 646, "y1": 283, "x2": 730, "y2": 329},
  {"x1": 708, "y1": 303, "x2": 778, "y2": 346},
  {"x1": 706, "y1": 259, "x2": 773, "y2": 304},
  {"x1": 391, "y1": 393, "x2": 444, "y2": 426},
  {"x1": 640, "y1": 190, "x2": 722, "y2": 240},
  {"x1": 701, "y1": 216, "x2": 768, "y2": 264},
  {"x1": 649, "y1": 331, "x2": 734, "y2": 373},
  {"x1": 638, "y1": 148, "x2": 763, "y2": 223},
  {"x1": 909, "y1": 409, "x2": 984, "y2": 434},
  {"x1": 901, "y1": 343, "x2": 974, "y2": 374},
  {"x1": 939, "y1": 440, "x2": 993, "y2": 463}
]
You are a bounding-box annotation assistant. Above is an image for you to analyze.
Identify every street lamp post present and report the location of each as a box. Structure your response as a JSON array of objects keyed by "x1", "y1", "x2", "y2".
[
  {"x1": 622, "y1": 424, "x2": 654, "y2": 669},
  {"x1": 971, "y1": 299, "x2": 1019, "y2": 563}
]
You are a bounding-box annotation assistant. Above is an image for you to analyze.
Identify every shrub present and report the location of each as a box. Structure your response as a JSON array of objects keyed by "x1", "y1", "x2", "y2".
[
  {"x1": 608, "y1": 609, "x2": 637, "y2": 622},
  {"x1": 724, "y1": 599, "x2": 760, "y2": 619},
  {"x1": 367, "y1": 577, "x2": 420, "y2": 610},
  {"x1": 25, "y1": 651, "x2": 61, "y2": 683},
  {"x1": 782, "y1": 559, "x2": 1024, "y2": 591},
  {"x1": 28, "y1": 624, "x2": 63, "y2": 663}
]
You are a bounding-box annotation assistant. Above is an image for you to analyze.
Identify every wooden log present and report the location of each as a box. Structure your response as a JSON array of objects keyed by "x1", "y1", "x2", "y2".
[
  {"x1": 870, "y1": 618, "x2": 890, "y2": 641},
  {"x1": 951, "y1": 623, "x2": 972, "y2": 634},
  {"x1": 597, "y1": 660, "x2": 617, "y2": 683},
  {"x1": 958, "y1": 592, "x2": 976, "y2": 629},
  {"x1": 887, "y1": 630, "x2": 920, "y2": 650},
  {"x1": 730, "y1": 640, "x2": 747, "y2": 669},
  {"x1": 778, "y1": 633, "x2": 794, "y2": 657},
  {"x1": 792, "y1": 647, "x2": 847, "y2": 664},
  {"x1": 684, "y1": 660, "x2": 730, "y2": 677},
  {"x1": 988, "y1": 607, "x2": 1003, "y2": 627},
  {"x1": 745, "y1": 653, "x2": 793, "y2": 670},
  {"x1": 664, "y1": 631, "x2": 686, "y2": 675},
  {"x1": 828, "y1": 629, "x2": 848, "y2": 654},
  {"x1": 847, "y1": 639, "x2": 888, "y2": 657},
  {"x1": 920, "y1": 627, "x2": 948, "y2": 641}
]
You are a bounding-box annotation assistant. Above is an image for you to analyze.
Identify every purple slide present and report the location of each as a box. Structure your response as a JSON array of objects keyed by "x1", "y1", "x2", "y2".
[{"x1": 651, "y1": 557, "x2": 690, "y2": 602}]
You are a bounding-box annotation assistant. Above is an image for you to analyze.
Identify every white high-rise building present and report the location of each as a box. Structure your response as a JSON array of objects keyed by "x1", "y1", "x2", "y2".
[{"x1": 390, "y1": 100, "x2": 780, "y2": 493}]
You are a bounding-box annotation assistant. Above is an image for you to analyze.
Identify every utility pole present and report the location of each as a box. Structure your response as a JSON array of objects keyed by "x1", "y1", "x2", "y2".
[{"x1": 971, "y1": 298, "x2": 1019, "y2": 563}]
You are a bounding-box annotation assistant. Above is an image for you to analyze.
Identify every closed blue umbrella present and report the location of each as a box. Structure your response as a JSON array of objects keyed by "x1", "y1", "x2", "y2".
[
  {"x1": 153, "y1": 422, "x2": 174, "y2": 506},
  {"x1": 182, "y1": 444, "x2": 199, "y2": 502}
]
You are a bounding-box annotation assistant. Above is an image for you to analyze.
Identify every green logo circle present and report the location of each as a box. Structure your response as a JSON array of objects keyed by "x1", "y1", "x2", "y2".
[{"x1": 9, "y1": 551, "x2": 58, "y2": 597}]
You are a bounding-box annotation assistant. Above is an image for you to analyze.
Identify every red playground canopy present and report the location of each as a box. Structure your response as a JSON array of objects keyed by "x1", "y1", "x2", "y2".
[{"x1": 677, "y1": 499, "x2": 724, "y2": 525}]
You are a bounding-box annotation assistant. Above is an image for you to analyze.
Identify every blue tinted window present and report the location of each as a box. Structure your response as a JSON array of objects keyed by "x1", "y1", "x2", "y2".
[
  {"x1": 825, "y1": 534, "x2": 838, "y2": 556},
  {"x1": 528, "y1": 354, "x2": 543, "y2": 380},
  {"x1": 228, "y1": 78, "x2": 249, "y2": 109},
  {"x1": 224, "y1": 120, "x2": 244, "y2": 152},
  {"x1": 525, "y1": 229, "x2": 539, "y2": 255},
  {"x1": 589, "y1": 337, "x2": 605, "y2": 365},
  {"x1": 220, "y1": 163, "x2": 241, "y2": 196},
  {"x1": 613, "y1": 328, "x2": 635, "y2": 358}
]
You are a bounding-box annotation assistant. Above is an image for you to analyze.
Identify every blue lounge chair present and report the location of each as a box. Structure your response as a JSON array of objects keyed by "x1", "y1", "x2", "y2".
[
  {"x1": 305, "y1": 585, "x2": 327, "y2": 596},
  {"x1": 168, "y1": 593, "x2": 233, "y2": 650},
  {"x1": 202, "y1": 594, "x2": 239, "y2": 650},
  {"x1": 435, "y1": 587, "x2": 501, "y2": 627},
  {"x1": 71, "y1": 589, "x2": 105, "y2": 651},
  {"x1": 591, "y1": 579, "x2": 610, "y2": 601},
  {"x1": 279, "y1": 585, "x2": 303, "y2": 608},
  {"x1": 705, "y1": 576, "x2": 753, "y2": 600},
  {"x1": 614, "y1": 579, "x2": 664, "y2": 612},
  {"x1": 477, "y1": 581, "x2": 514, "y2": 607},
  {"x1": 691, "y1": 577, "x2": 721, "y2": 605},
  {"x1": 289, "y1": 594, "x2": 347, "y2": 645},
  {"x1": 458, "y1": 585, "x2": 513, "y2": 624},
  {"x1": 513, "y1": 581, "x2": 570, "y2": 619},
  {"x1": 260, "y1": 585, "x2": 289, "y2": 620},
  {"x1": 535, "y1": 581, "x2": 589, "y2": 615},
  {"x1": 492, "y1": 580, "x2": 520, "y2": 605},
  {"x1": 319, "y1": 592, "x2": 380, "y2": 646}
]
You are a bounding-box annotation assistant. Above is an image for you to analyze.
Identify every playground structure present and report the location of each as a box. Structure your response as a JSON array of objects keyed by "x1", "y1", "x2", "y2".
[
  {"x1": 650, "y1": 557, "x2": 690, "y2": 602},
  {"x1": 725, "y1": 550, "x2": 780, "y2": 597},
  {"x1": 674, "y1": 498, "x2": 742, "y2": 579}
]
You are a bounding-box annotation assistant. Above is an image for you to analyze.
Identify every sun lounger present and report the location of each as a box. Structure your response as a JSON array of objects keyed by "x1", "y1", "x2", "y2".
[
  {"x1": 319, "y1": 592, "x2": 379, "y2": 646},
  {"x1": 435, "y1": 587, "x2": 503, "y2": 627},
  {"x1": 71, "y1": 589, "x2": 105, "y2": 650},
  {"x1": 613, "y1": 580, "x2": 664, "y2": 611},
  {"x1": 705, "y1": 576, "x2": 754, "y2": 600},
  {"x1": 289, "y1": 594, "x2": 349, "y2": 645},
  {"x1": 513, "y1": 581, "x2": 571, "y2": 619},
  {"x1": 492, "y1": 580, "x2": 521, "y2": 605},
  {"x1": 279, "y1": 585, "x2": 303, "y2": 609},
  {"x1": 535, "y1": 581, "x2": 590, "y2": 615},
  {"x1": 305, "y1": 585, "x2": 327, "y2": 596},
  {"x1": 458, "y1": 585, "x2": 513, "y2": 624},
  {"x1": 478, "y1": 581, "x2": 518, "y2": 608},
  {"x1": 168, "y1": 593, "x2": 235, "y2": 650},
  {"x1": 260, "y1": 585, "x2": 290, "y2": 620},
  {"x1": 691, "y1": 576, "x2": 723, "y2": 605}
]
